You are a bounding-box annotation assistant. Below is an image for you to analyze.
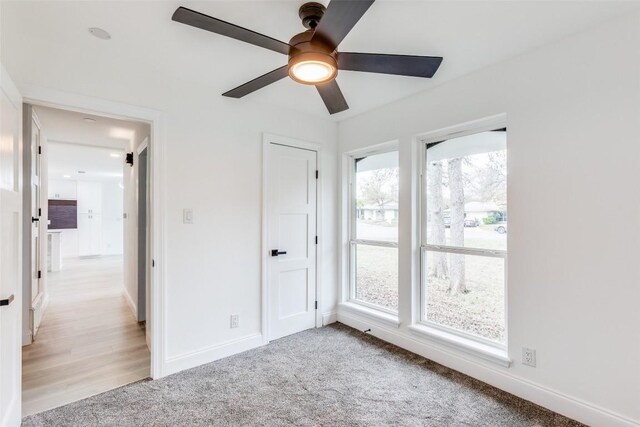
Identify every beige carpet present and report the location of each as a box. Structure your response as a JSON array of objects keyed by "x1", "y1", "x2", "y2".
[{"x1": 22, "y1": 323, "x2": 583, "y2": 426}]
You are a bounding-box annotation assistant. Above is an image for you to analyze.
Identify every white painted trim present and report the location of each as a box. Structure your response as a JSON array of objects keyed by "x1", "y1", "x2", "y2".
[
  {"x1": 123, "y1": 287, "x2": 137, "y2": 318},
  {"x1": 342, "y1": 140, "x2": 401, "y2": 313},
  {"x1": 322, "y1": 311, "x2": 337, "y2": 325},
  {"x1": 1, "y1": 63, "x2": 24, "y2": 427},
  {"x1": 416, "y1": 113, "x2": 507, "y2": 144},
  {"x1": 408, "y1": 324, "x2": 510, "y2": 367},
  {"x1": 163, "y1": 333, "x2": 263, "y2": 377},
  {"x1": 136, "y1": 137, "x2": 149, "y2": 155},
  {"x1": 19, "y1": 85, "x2": 167, "y2": 379},
  {"x1": 339, "y1": 302, "x2": 400, "y2": 328},
  {"x1": 414, "y1": 115, "x2": 510, "y2": 362},
  {"x1": 343, "y1": 140, "x2": 400, "y2": 158},
  {"x1": 261, "y1": 133, "x2": 323, "y2": 344},
  {"x1": 337, "y1": 312, "x2": 638, "y2": 427},
  {"x1": 0, "y1": 397, "x2": 20, "y2": 427}
]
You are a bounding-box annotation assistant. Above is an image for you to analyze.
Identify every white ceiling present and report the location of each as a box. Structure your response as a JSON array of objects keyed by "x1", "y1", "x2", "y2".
[
  {"x1": 35, "y1": 106, "x2": 148, "y2": 181},
  {"x1": 3, "y1": 1, "x2": 639, "y2": 120},
  {"x1": 48, "y1": 142, "x2": 125, "y2": 182},
  {"x1": 35, "y1": 105, "x2": 147, "y2": 150}
]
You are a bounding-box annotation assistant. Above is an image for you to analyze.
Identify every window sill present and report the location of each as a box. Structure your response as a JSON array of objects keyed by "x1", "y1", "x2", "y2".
[
  {"x1": 339, "y1": 302, "x2": 401, "y2": 328},
  {"x1": 408, "y1": 324, "x2": 511, "y2": 368}
]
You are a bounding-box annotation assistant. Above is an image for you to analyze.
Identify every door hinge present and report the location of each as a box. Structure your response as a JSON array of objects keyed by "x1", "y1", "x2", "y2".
[
  {"x1": 315, "y1": 170, "x2": 318, "y2": 179},
  {"x1": 38, "y1": 208, "x2": 42, "y2": 217},
  {"x1": 315, "y1": 301, "x2": 318, "y2": 310},
  {"x1": 315, "y1": 236, "x2": 318, "y2": 245},
  {"x1": 37, "y1": 270, "x2": 42, "y2": 279},
  {"x1": 152, "y1": 259, "x2": 155, "y2": 267},
  {"x1": 38, "y1": 146, "x2": 42, "y2": 154}
]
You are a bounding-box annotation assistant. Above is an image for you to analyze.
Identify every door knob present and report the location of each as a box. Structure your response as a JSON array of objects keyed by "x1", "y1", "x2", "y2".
[
  {"x1": 0, "y1": 294, "x2": 15, "y2": 307},
  {"x1": 31, "y1": 216, "x2": 40, "y2": 223},
  {"x1": 270, "y1": 249, "x2": 287, "y2": 257}
]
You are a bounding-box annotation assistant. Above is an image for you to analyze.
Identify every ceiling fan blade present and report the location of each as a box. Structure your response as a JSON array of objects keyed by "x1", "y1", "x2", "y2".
[
  {"x1": 311, "y1": 0, "x2": 375, "y2": 51},
  {"x1": 222, "y1": 66, "x2": 289, "y2": 98},
  {"x1": 172, "y1": 6, "x2": 292, "y2": 55},
  {"x1": 338, "y1": 52, "x2": 443, "y2": 78},
  {"x1": 316, "y1": 80, "x2": 349, "y2": 114}
]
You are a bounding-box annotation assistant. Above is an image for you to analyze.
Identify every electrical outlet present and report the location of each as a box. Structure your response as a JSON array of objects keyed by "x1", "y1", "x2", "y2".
[
  {"x1": 522, "y1": 347, "x2": 536, "y2": 367},
  {"x1": 230, "y1": 314, "x2": 239, "y2": 329}
]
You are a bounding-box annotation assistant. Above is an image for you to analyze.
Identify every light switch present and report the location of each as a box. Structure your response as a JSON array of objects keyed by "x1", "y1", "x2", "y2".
[{"x1": 183, "y1": 208, "x2": 193, "y2": 224}]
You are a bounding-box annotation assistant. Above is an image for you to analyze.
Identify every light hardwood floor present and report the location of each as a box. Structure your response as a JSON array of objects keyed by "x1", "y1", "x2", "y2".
[{"x1": 22, "y1": 256, "x2": 150, "y2": 416}]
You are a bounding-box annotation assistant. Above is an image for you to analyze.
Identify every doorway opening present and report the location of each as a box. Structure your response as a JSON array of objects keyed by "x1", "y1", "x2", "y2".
[{"x1": 21, "y1": 104, "x2": 152, "y2": 415}]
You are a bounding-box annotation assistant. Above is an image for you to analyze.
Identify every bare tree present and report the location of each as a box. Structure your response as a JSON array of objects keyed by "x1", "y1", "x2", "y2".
[
  {"x1": 426, "y1": 160, "x2": 448, "y2": 278},
  {"x1": 465, "y1": 151, "x2": 507, "y2": 209},
  {"x1": 360, "y1": 168, "x2": 399, "y2": 211},
  {"x1": 448, "y1": 158, "x2": 467, "y2": 293}
]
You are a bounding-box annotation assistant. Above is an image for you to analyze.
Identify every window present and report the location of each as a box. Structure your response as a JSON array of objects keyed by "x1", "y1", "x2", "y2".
[
  {"x1": 421, "y1": 128, "x2": 507, "y2": 345},
  {"x1": 350, "y1": 149, "x2": 399, "y2": 313}
]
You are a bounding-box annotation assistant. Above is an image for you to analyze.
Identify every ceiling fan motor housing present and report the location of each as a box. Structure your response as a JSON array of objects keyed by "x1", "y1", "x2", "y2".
[{"x1": 288, "y1": 29, "x2": 338, "y2": 84}]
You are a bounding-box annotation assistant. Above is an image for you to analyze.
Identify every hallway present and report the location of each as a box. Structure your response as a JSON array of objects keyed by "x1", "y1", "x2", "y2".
[{"x1": 22, "y1": 256, "x2": 150, "y2": 416}]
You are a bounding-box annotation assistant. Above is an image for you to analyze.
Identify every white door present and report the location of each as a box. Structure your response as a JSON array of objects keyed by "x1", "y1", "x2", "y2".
[
  {"x1": 0, "y1": 66, "x2": 23, "y2": 427},
  {"x1": 28, "y1": 111, "x2": 43, "y2": 339},
  {"x1": 267, "y1": 143, "x2": 317, "y2": 341}
]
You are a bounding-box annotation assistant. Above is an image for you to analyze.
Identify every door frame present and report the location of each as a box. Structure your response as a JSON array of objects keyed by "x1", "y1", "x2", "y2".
[
  {"x1": 19, "y1": 85, "x2": 167, "y2": 379},
  {"x1": 0, "y1": 62, "x2": 24, "y2": 427},
  {"x1": 261, "y1": 133, "x2": 323, "y2": 344},
  {"x1": 21, "y1": 104, "x2": 48, "y2": 345}
]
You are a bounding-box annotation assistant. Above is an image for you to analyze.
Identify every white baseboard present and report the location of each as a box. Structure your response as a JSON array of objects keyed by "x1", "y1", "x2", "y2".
[
  {"x1": 41, "y1": 292, "x2": 50, "y2": 320},
  {"x1": 337, "y1": 310, "x2": 640, "y2": 427},
  {"x1": 123, "y1": 288, "x2": 137, "y2": 318},
  {"x1": 322, "y1": 310, "x2": 337, "y2": 325},
  {"x1": 163, "y1": 333, "x2": 264, "y2": 377}
]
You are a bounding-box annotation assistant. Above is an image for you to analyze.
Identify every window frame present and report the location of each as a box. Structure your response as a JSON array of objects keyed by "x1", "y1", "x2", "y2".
[
  {"x1": 347, "y1": 143, "x2": 400, "y2": 315},
  {"x1": 417, "y1": 116, "x2": 508, "y2": 350}
]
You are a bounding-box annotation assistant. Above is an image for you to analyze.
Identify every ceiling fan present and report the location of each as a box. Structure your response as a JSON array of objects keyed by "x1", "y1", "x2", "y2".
[{"x1": 172, "y1": 1, "x2": 443, "y2": 115}]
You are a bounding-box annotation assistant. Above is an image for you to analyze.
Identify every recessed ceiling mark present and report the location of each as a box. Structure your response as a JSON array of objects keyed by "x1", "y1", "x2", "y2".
[{"x1": 88, "y1": 27, "x2": 111, "y2": 40}]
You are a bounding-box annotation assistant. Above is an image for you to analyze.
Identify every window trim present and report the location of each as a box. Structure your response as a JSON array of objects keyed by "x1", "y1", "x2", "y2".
[
  {"x1": 417, "y1": 115, "x2": 509, "y2": 351},
  {"x1": 347, "y1": 142, "x2": 400, "y2": 314}
]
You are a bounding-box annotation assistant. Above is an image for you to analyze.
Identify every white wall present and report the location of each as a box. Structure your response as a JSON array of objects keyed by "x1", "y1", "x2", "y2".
[
  {"x1": 337, "y1": 13, "x2": 640, "y2": 427},
  {"x1": 1, "y1": 22, "x2": 340, "y2": 377},
  {"x1": 162, "y1": 99, "x2": 339, "y2": 362}
]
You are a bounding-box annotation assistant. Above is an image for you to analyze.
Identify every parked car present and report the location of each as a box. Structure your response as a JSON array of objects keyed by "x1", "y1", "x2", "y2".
[
  {"x1": 494, "y1": 223, "x2": 507, "y2": 234},
  {"x1": 464, "y1": 218, "x2": 480, "y2": 227}
]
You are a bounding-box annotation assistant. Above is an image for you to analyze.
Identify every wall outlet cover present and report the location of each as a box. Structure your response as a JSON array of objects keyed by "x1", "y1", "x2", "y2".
[
  {"x1": 230, "y1": 314, "x2": 239, "y2": 328},
  {"x1": 522, "y1": 347, "x2": 536, "y2": 367}
]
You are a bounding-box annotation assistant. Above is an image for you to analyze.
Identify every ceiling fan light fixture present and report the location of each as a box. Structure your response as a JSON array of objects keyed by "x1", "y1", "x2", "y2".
[{"x1": 288, "y1": 52, "x2": 337, "y2": 85}]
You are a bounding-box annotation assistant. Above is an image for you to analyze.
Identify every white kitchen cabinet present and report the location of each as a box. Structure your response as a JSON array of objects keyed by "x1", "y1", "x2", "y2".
[
  {"x1": 77, "y1": 181, "x2": 102, "y2": 214},
  {"x1": 78, "y1": 213, "x2": 102, "y2": 257},
  {"x1": 48, "y1": 179, "x2": 77, "y2": 200},
  {"x1": 77, "y1": 181, "x2": 103, "y2": 257}
]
